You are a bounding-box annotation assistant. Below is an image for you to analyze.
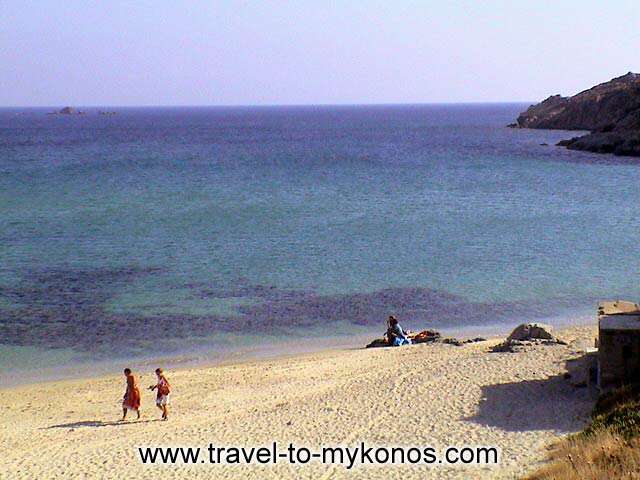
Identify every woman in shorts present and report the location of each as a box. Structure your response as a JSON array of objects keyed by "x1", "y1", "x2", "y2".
[{"x1": 149, "y1": 368, "x2": 171, "y2": 420}]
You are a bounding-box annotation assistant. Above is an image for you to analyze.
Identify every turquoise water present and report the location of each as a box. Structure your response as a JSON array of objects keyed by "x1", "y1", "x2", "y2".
[{"x1": 1, "y1": 104, "x2": 639, "y2": 379}]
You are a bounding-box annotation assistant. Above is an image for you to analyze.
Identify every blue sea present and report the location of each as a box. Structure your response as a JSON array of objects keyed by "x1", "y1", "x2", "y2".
[{"x1": 1, "y1": 104, "x2": 639, "y2": 383}]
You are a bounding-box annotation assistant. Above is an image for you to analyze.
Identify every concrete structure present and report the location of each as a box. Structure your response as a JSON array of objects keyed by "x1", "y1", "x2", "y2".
[{"x1": 598, "y1": 300, "x2": 640, "y2": 390}]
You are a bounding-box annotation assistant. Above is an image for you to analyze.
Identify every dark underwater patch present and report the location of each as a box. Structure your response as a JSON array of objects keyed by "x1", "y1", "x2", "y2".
[{"x1": 0, "y1": 267, "x2": 591, "y2": 357}]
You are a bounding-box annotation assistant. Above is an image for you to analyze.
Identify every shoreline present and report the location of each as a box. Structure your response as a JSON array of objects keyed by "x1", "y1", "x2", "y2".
[
  {"x1": 0, "y1": 310, "x2": 595, "y2": 390},
  {"x1": 1, "y1": 322, "x2": 598, "y2": 479}
]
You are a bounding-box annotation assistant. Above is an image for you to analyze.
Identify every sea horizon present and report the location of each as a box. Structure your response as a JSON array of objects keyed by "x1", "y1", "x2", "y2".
[{"x1": 1, "y1": 101, "x2": 535, "y2": 110}]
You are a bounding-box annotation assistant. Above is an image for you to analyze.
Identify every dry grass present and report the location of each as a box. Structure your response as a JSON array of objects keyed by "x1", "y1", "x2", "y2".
[
  {"x1": 526, "y1": 386, "x2": 640, "y2": 479},
  {"x1": 527, "y1": 430, "x2": 640, "y2": 480}
]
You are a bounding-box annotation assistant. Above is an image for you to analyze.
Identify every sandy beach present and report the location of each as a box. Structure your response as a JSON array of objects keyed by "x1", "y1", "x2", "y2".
[{"x1": 0, "y1": 325, "x2": 596, "y2": 479}]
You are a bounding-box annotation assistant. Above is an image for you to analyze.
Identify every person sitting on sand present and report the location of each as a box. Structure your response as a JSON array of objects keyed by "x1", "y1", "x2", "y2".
[
  {"x1": 387, "y1": 315, "x2": 412, "y2": 346},
  {"x1": 121, "y1": 368, "x2": 141, "y2": 421},
  {"x1": 149, "y1": 368, "x2": 171, "y2": 421}
]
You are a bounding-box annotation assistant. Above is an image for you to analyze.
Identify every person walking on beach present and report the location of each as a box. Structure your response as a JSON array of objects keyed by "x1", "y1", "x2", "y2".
[
  {"x1": 149, "y1": 368, "x2": 171, "y2": 421},
  {"x1": 121, "y1": 368, "x2": 141, "y2": 421},
  {"x1": 387, "y1": 315, "x2": 412, "y2": 346}
]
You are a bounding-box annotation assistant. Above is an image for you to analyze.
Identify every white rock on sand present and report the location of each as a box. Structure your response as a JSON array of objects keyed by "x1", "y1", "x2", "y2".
[{"x1": 0, "y1": 325, "x2": 596, "y2": 479}]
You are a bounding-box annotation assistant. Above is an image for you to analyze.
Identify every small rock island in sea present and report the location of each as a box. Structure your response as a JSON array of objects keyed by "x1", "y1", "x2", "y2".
[
  {"x1": 511, "y1": 72, "x2": 640, "y2": 157},
  {"x1": 48, "y1": 106, "x2": 86, "y2": 115}
]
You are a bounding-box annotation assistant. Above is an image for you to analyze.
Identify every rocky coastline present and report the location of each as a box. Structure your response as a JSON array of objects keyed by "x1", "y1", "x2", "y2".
[{"x1": 512, "y1": 72, "x2": 640, "y2": 157}]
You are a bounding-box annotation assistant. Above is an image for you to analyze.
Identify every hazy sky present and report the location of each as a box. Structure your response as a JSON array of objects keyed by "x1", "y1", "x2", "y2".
[{"x1": 1, "y1": 0, "x2": 638, "y2": 106}]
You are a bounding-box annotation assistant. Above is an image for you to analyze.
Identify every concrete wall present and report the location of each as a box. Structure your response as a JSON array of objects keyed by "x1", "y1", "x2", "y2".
[{"x1": 599, "y1": 327, "x2": 640, "y2": 389}]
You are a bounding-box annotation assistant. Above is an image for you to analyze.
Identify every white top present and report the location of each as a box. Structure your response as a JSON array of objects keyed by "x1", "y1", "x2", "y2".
[{"x1": 600, "y1": 314, "x2": 640, "y2": 331}]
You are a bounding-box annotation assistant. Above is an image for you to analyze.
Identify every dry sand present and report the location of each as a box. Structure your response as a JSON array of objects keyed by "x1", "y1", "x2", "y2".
[{"x1": 0, "y1": 325, "x2": 597, "y2": 479}]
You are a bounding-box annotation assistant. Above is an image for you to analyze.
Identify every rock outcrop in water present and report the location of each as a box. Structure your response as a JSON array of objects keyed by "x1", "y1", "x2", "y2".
[
  {"x1": 48, "y1": 106, "x2": 85, "y2": 115},
  {"x1": 513, "y1": 72, "x2": 640, "y2": 157}
]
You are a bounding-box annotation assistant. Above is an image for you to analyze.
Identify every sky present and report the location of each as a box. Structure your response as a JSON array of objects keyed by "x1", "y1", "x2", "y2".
[{"x1": 1, "y1": 0, "x2": 638, "y2": 106}]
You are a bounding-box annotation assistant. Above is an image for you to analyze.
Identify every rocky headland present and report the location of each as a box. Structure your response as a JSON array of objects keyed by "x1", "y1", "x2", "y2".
[{"x1": 512, "y1": 72, "x2": 640, "y2": 157}]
